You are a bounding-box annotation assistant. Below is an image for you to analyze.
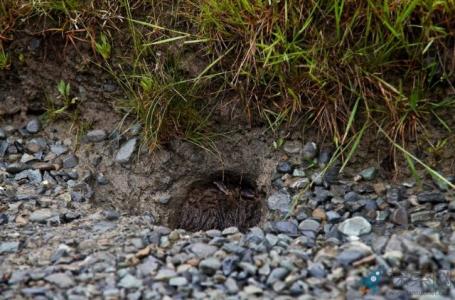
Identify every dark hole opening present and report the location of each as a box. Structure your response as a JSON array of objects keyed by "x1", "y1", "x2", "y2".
[{"x1": 171, "y1": 171, "x2": 263, "y2": 232}]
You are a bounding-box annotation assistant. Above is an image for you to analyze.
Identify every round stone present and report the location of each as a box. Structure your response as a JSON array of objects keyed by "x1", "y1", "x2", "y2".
[
  {"x1": 26, "y1": 118, "x2": 41, "y2": 134},
  {"x1": 338, "y1": 216, "x2": 372, "y2": 237},
  {"x1": 299, "y1": 219, "x2": 320, "y2": 232}
]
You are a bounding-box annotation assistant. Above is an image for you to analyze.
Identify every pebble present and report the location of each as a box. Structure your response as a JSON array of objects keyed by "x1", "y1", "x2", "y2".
[
  {"x1": 199, "y1": 257, "x2": 221, "y2": 275},
  {"x1": 338, "y1": 216, "x2": 372, "y2": 236},
  {"x1": 344, "y1": 191, "x2": 360, "y2": 202},
  {"x1": 311, "y1": 207, "x2": 326, "y2": 220},
  {"x1": 386, "y1": 187, "x2": 402, "y2": 204},
  {"x1": 318, "y1": 148, "x2": 332, "y2": 167},
  {"x1": 410, "y1": 211, "x2": 434, "y2": 223},
  {"x1": 283, "y1": 140, "x2": 302, "y2": 154},
  {"x1": 103, "y1": 210, "x2": 120, "y2": 221},
  {"x1": 50, "y1": 144, "x2": 68, "y2": 156},
  {"x1": 0, "y1": 128, "x2": 6, "y2": 139},
  {"x1": 96, "y1": 173, "x2": 109, "y2": 185},
  {"x1": 324, "y1": 162, "x2": 340, "y2": 184},
  {"x1": 206, "y1": 229, "x2": 222, "y2": 237},
  {"x1": 292, "y1": 168, "x2": 306, "y2": 177},
  {"x1": 115, "y1": 138, "x2": 137, "y2": 163},
  {"x1": 448, "y1": 200, "x2": 455, "y2": 212},
  {"x1": 222, "y1": 227, "x2": 239, "y2": 235},
  {"x1": 45, "y1": 273, "x2": 75, "y2": 288},
  {"x1": 0, "y1": 241, "x2": 20, "y2": 254},
  {"x1": 225, "y1": 277, "x2": 239, "y2": 293},
  {"x1": 276, "y1": 161, "x2": 293, "y2": 173},
  {"x1": 359, "y1": 167, "x2": 377, "y2": 181},
  {"x1": 0, "y1": 213, "x2": 8, "y2": 225},
  {"x1": 326, "y1": 211, "x2": 341, "y2": 222},
  {"x1": 169, "y1": 277, "x2": 188, "y2": 287},
  {"x1": 374, "y1": 182, "x2": 387, "y2": 195},
  {"x1": 190, "y1": 243, "x2": 218, "y2": 258},
  {"x1": 391, "y1": 206, "x2": 408, "y2": 226},
  {"x1": 21, "y1": 287, "x2": 48, "y2": 297},
  {"x1": 155, "y1": 269, "x2": 177, "y2": 280},
  {"x1": 290, "y1": 177, "x2": 310, "y2": 189},
  {"x1": 267, "y1": 190, "x2": 292, "y2": 215},
  {"x1": 20, "y1": 153, "x2": 35, "y2": 163},
  {"x1": 25, "y1": 138, "x2": 46, "y2": 153},
  {"x1": 302, "y1": 142, "x2": 317, "y2": 160},
  {"x1": 311, "y1": 172, "x2": 324, "y2": 185},
  {"x1": 30, "y1": 209, "x2": 55, "y2": 223},
  {"x1": 62, "y1": 154, "x2": 78, "y2": 169},
  {"x1": 299, "y1": 219, "x2": 320, "y2": 233},
  {"x1": 84, "y1": 129, "x2": 107, "y2": 143},
  {"x1": 118, "y1": 274, "x2": 142, "y2": 289},
  {"x1": 26, "y1": 118, "x2": 41, "y2": 133},
  {"x1": 16, "y1": 169, "x2": 42, "y2": 184},
  {"x1": 266, "y1": 267, "x2": 289, "y2": 285},
  {"x1": 336, "y1": 249, "x2": 367, "y2": 266},
  {"x1": 417, "y1": 191, "x2": 446, "y2": 204},
  {"x1": 272, "y1": 221, "x2": 298, "y2": 235},
  {"x1": 244, "y1": 285, "x2": 263, "y2": 295},
  {"x1": 308, "y1": 262, "x2": 327, "y2": 278},
  {"x1": 222, "y1": 256, "x2": 239, "y2": 275}
]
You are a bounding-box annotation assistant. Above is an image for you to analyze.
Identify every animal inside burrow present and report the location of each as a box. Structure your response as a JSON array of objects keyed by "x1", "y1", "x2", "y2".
[{"x1": 176, "y1": 179, "x2": 262, "y2": 232}]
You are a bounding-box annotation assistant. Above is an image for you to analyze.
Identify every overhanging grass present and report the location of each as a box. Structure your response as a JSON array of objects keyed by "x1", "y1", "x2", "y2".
[{"x1": 1, "y1": 0, "x2": 455, "y2": 168}]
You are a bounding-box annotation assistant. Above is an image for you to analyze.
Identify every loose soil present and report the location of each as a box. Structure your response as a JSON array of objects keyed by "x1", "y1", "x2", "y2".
[{"x1": 2, "y1": 34, "x2": 455, "y2": 231}]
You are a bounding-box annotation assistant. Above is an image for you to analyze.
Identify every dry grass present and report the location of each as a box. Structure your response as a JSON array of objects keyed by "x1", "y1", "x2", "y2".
[{"x1": 1, "y1": 0, "x2": 455, "y2": 159}]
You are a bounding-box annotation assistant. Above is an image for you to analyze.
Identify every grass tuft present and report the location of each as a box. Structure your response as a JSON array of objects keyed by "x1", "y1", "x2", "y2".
[{"x1": 1, "y1": 0, "x2": 455, "y2": 172}]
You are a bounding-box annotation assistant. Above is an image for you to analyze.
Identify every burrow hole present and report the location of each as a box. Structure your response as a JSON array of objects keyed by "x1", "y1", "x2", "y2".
[{"x1": 171, "y1": 171, "x2": 264, "y2": 232}]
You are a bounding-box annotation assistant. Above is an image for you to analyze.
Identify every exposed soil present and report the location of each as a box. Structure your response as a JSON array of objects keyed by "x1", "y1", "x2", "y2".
[
  {"x1": 1, "y1": 33, "x2": 455, "y2": 231},
  {"x1": 0, "y1": 34, "x2": 121, "y2": 129}
]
